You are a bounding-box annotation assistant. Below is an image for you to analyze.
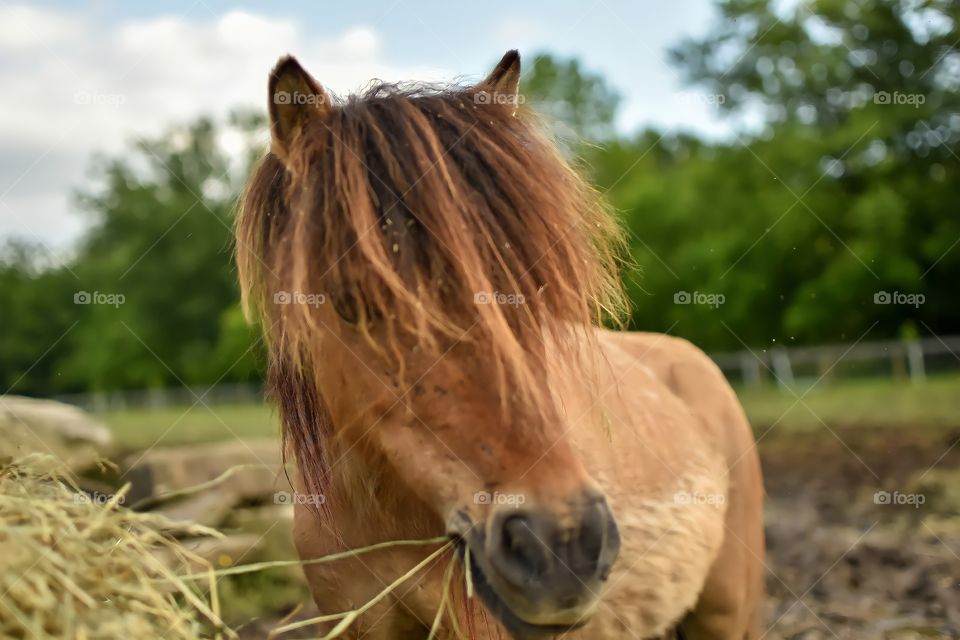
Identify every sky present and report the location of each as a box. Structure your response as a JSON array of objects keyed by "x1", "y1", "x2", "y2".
[{"x1": 0, "y1": 0, "x2": 730, "y2": 249}]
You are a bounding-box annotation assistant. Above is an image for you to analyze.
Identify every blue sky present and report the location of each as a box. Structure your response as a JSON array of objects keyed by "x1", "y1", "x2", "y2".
[{"x1": 1, "y1": 1, "x2": 729, "y2": 247}]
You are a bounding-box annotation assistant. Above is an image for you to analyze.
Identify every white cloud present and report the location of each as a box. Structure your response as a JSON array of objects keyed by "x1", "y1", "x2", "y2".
[
  {"x1": 0, "y1": 5, "x2": 453, "y2": 248},
  {"x1": 0, "y1": 4, "x2": 80, "y2": 50}
]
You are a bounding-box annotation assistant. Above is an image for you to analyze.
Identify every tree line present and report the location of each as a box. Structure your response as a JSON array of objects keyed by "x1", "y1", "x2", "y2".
[{"x1": 2, "y1": 0, "x2": 957, "y2": 395}]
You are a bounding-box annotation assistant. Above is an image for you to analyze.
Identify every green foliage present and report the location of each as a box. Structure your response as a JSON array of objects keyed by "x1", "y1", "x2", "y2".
[
  {"x1": 1, "y1": 113, "x2": 267, "y2": 394},
  {"x1": 1, "y1": 3, "x2": 957, "y2": 393},
  {"x1": 0, "y1": 242, "x2": 78, "y2": 394},
  {"x1": 597, "y1": 0, "x2": 959, "y2": 348},
  {"x1": 61, "y1": 117, "x2": 246, "y2": 391},
  {"x1": 521, "y1": 53, "x2": 621, "y2": 142}
]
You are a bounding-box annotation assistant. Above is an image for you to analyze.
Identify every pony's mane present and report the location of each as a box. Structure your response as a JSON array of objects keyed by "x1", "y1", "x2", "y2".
[{"x1": 236, "y1": 80, "x2": 626, "y2": 501}]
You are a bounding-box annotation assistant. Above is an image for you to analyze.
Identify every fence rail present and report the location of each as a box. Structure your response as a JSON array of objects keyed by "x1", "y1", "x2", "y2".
[
  {"x1": 51, "y1": 336, "x2": 960, "y2": 411},
  {"x1": 710, "y1": 335, "x2": 960, "y2": 387}
]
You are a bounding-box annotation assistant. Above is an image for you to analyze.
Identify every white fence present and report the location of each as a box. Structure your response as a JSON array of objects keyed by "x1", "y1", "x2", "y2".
[
  {"x1": 52, "y1": 336, "x2": 960, "y2": 411},
  {"x1": 710, "y1": 335, "x2": 960, "y2": 388}
]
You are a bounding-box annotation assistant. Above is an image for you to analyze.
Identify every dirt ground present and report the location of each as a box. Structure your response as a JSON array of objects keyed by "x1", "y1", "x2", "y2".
[
  {"x1": 234, "y1": 425, "x2": 960, "y2": 639},
  {"x1": 759, "y1": 425, "x2": 960, "y2": 639}
]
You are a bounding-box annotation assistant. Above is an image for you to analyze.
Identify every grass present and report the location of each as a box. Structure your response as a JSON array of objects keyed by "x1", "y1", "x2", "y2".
[
  {"x1": 736, "y1": 373, "x2": 960, "y2": 432},
  {"x1": 102, "y1": 402, "x2": 278, "y2": 450},
  {"x1": 100, "y1": 375, "x2": 960, "y2": 449}
]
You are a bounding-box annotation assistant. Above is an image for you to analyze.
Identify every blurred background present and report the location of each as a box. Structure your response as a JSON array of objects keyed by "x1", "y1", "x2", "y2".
[{"x1": 1, "y1": 0, "x2": 959, "y2": 637}]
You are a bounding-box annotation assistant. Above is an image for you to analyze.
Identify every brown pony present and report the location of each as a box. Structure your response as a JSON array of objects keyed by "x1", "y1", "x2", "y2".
[{"x1": 236, "y1": 50, "x2": 764, "y2": 639}]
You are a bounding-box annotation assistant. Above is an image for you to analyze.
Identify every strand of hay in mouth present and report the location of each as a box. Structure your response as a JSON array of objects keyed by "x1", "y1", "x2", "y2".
[
  {"x1": 0, "y1": 453, "x2": 232, "y2": 639},
  {"x1": 173, "y1": 531, "x2": 460, "y2": 638},
  {"x1": 464, "y1": 546, "x2": 475, "y2": 599},
  {"x1": 445, "y1": 570, "x2": 467, "y2": 640},
  {"x1": 175, "y1": 536, "x2": 450, "y2": 583},
  {"x1": 269, "y1": 540, "x2": 454, "y2": 639},
  {"x1": 427, "y1": 550, "x2": 462, "y2": 640}
]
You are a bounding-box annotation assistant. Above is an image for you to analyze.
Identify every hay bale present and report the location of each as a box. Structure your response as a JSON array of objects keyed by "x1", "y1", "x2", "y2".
[
  {"x1": 0, "y1": 454, "x2": 233, "y2": 639},
  {"x1": 0, "y1": 396, "x2": 111, "y2": 472}
]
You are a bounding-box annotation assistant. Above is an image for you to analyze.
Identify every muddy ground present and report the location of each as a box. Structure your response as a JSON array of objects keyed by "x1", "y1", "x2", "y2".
[{"x1": 760, "y1": 426, "x2": 960, "y2": 639}]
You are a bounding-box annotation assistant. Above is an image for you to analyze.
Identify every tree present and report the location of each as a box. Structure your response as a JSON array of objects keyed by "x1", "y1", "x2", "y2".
[
  {"x1": 521, "y1": 53, "x2": 622, "y2": 143},
  {"x1": 0, "y1": 241, "x2": 77, "y2": 394},
  {"x1": 592, "y1": 0, "x2": 960, "y2": 348},
  {"x1": 58, "y1": 113, "x2": 266, "y2": 391}
]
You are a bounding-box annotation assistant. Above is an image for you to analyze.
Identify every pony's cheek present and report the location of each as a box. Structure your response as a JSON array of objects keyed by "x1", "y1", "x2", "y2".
[{"x1": 375, "y1": 422, "x2": 482, "y2": 515}]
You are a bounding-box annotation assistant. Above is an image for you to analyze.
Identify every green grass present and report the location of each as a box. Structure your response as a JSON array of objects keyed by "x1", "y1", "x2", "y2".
[
  {"x1": 101, "y1": 374, "x2": 960, "y2": 449},
  {"x1": 736, "y1": 373, "x2": 960, "y2": 432},
  {"x1": 102, "y1": 402, "x2": 278, "y2": 450}
]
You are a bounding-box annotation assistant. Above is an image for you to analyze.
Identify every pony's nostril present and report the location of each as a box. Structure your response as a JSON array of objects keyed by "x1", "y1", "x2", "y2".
[
  {"x1": 575, "y1": 503, "x2": 605, "y2": 573},
  {"x1": 496, "y1": 514, "x2": 551, "y2": 584},
  {"x1": 487, "y1": 499, "x2": 620, "y2": 590}
]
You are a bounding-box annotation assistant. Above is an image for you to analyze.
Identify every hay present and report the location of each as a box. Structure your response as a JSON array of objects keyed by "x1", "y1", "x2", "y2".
[
  {"x1": 464, "y1": 546, "x2": 475, "y2": 600},
  {"x1": 0, "y1": 453, "x2": 232, "y2": 639},
  {"x1": 427, "y1": 550, "x2": 460, "y2": 640},
  {"x1": 176, "y1": 536, "x2": 450, "y2": 583},
  {"x1": 269, "y1": 541, "x2": 454, "y2": 639},
  {"x1": 0, "y1": 453, "x2": 466, "y2": 640}
]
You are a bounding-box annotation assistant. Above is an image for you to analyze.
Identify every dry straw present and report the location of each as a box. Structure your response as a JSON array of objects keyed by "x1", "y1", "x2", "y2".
[
  {"x1": 0, "y1": 455, "x2": 471, "y2": 639},
  {"x1": 269, "y1": 541, "x2": 454, "y2": 639},
  {"x1": 0, "y1": 453, "x2": 231, "y2": 639}
]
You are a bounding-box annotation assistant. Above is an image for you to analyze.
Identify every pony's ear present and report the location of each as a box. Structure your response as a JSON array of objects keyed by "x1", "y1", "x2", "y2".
[
  {"x1": 480, "y1": 49, "x2": 521, "y2": 99},
  {"x1": 268, "y1": 55, "x2": 330, "y2": 158}
]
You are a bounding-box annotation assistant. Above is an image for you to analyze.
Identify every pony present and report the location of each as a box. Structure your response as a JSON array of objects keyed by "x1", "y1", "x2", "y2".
[{"x1": 236, "y1": 50, "x2": 764, "y2": 639}]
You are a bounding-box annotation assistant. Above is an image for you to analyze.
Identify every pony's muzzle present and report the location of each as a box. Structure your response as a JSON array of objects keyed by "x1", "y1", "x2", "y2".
[{"x1": 479, "y1": 492, "x2": 620, "y2": 628}]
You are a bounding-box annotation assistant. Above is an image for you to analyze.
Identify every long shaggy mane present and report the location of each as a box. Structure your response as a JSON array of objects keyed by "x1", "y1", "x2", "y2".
[{"x1": 236, "y1": 80, "x2": 626, "y2": 501}]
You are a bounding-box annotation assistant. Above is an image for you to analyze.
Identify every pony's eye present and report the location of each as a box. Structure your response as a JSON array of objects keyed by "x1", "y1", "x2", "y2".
[
  {"x1": 330, "y1": 289, "x2": 381, "y2": 326},
  {"x1": 331, "y1": 290, "x2": 361, "y2": 325}
]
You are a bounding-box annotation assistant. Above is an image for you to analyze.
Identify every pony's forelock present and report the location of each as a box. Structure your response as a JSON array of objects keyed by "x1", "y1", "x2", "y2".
[{"x1": 236, "y1": 80, "x2": 627, "y2": 500}]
